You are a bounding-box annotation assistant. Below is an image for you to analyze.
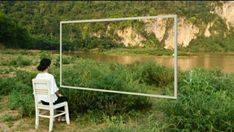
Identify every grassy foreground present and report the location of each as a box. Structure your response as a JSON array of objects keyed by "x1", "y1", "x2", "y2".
[{"x1": 0, "y1": 49, "x2": 233, "y2": 131}]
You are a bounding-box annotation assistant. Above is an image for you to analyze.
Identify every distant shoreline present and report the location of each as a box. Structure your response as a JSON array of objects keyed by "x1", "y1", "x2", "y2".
[{"x1": 2, "y1": 48, "x2": 234, "y2": 56}]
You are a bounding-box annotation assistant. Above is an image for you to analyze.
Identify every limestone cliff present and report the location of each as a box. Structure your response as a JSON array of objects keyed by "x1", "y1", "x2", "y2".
[
  {"x1": 215, "y1": 1, "x2": 234, "y2": 29},
  {"x1": 89, "y1": 2, "x2": 234, "y2": 49},
  {"x1": 115, "y1": 27, "x2": 145, "y2": 47},
  {"x1": 115, "y1": 17, "x2": 200, "y2": 49}
]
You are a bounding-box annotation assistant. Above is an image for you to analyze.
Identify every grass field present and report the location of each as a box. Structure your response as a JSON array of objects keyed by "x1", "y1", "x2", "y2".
[{"x1": 0, "y1": 49, "x2": 233, "y2": 131}]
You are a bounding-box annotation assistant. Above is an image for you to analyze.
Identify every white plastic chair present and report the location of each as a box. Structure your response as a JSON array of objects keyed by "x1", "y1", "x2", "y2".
[{"x1": 32, "y1": 79, "x2": 70, "y2": 132}]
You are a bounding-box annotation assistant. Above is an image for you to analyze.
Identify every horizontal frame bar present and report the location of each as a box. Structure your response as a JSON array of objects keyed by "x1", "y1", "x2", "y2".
[
  {"x1": 61, "y1": 85, "x2": 176, "y2": 99},
  {"x1": 60, "y1": 15, "x2": 176, "y2": 24}
]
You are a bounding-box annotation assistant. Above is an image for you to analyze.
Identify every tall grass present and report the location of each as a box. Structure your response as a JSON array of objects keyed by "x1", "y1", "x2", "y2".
[{"x1": 161, "y1": 69, "x2": 234, "y2": 131}]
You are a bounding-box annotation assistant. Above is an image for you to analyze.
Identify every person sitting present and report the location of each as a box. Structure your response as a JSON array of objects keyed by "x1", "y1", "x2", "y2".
[{"x1": 35, "y1": 58, "x2": 67, "y2": 121}]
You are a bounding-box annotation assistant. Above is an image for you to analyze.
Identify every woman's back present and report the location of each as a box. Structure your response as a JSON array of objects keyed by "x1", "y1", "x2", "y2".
[{"x1": 35, "y1": 72, "x2": 58, "y2": 102}]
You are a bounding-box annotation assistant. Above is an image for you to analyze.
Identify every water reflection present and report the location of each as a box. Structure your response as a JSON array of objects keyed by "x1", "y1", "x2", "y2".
[{"x1": 68, "y1": 52, "x2": 234, "y2": 73}]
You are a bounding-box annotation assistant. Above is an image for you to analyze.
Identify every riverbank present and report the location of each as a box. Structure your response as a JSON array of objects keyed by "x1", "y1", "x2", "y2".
[
  {"x1": 88, "y1": 48, "x2": 234, "y2": 56},
  {"x1": 2, "y1": 48, "x2": 234, "y2": 56}
]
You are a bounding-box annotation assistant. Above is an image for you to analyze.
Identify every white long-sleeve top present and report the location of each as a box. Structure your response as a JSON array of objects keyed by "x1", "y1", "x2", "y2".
[{"x1": 35, "y1": 73, "x2": 59, "y2": 103}]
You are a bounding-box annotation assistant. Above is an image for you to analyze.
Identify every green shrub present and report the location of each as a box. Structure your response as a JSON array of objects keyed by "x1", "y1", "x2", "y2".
[
  {"x1": 55, "y1": 55, "x2": 76, "y2": 67},
  {"x1": 161, "y1": 68, "x2": 234, "y2": 131},
  {"x1": 8, "y1": 90, "x2": 34, "y2": 117},
  {"x1": 0, "y1": 70, "x2": 35, "y2": 117},
  {"x1": 0, "y1": 70, "x2": 38, "y2": 117},
  {"x1": 0, "y1": 70, "x2": 34, "y2": 96},
  {"x1": 39, "y1": 51, "x2": 52, "y2": 59},
  {"x1": 0, "y1": 56, "x2": 32, "y2": 66},
  {"x1": 16, "y1": 70, "x2": 36, "y2": 87},
  {"x1": 19, "y1": 56, "x2": 31, "y2": 66},
  {"x1": 128, "y1": 61, "x2": 174, "y2": 87},
  {"x1": 0, "y1": 78, "x2": 16, "y2": 95},
  {"x1": 8, "y1": 56, "x2": 32, "y2": 66},
  {"x1": 62, "y1": 59, "x2": 152, "y2": 115}
]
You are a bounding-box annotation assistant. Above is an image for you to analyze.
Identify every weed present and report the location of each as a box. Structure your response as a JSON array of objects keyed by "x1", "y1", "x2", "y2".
[{"x1": 1, "y1": 114, "x2": 14, "y2": 128}]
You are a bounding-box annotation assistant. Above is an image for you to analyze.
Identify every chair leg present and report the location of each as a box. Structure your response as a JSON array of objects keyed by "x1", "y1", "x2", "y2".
[
  {"x1": 65, "y1": 103, "x2": 70, "y2": 125},
  {"x1": 49, "y1": 117, "x2": 54, "y2": 132},
  {"x1": 35, "y1": 109, "x2": 39, "y2": 129},
  {"x1": 49, "y1": 110, "x2": 54, "y2": 132}
]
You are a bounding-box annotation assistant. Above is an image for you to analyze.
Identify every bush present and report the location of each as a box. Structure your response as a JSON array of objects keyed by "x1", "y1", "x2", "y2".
[
  {"x1": 8, "y1": 90, "x2": 34, "y2": 117},
  {"x1": 16, "y1": 70, "x2": 36, "y2": 87},
  {"x1": 0, "y1": 70, "x2": 35, "y2": 117},
  {"x1": 55, "y1": 55, "x2": 76, "y2": 67},
  {"x1": 62, "y1": 59, "x2": 152, "y2": 115},
  {"x1": 7, "y1": 70, "x2": 35, "y2": 116},
  {"x1": 161, "y1": 68, "x2": 234, "y2": 131},
  {"x1": 9, "y1": 56, "x2": 32, "y2": 66},
  {"x1": 0, "y1": 70, "x2": 34, "y2": 96},
  {"x1": 39, "y1": 51, "x2": 52, "y2": 60},
  {"x1": 0, "y1": 56, "x2": 32, "y2": 66},
  {"x1": 128, "y1": 61, "x2": 174, "y2": 87},
  {"x1": 0, "y1": 78, "x2": 16, "y2": 95}
]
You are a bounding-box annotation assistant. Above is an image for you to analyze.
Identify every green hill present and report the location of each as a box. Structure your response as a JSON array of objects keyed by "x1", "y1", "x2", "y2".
[{"x1": 0, "y1": 1, "x2": 233, "y2": 52}]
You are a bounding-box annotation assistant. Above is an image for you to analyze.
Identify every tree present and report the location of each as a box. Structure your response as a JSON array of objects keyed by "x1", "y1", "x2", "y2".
[{"x1": 0, "y1": 12, "x2": 31, "y2": 48}]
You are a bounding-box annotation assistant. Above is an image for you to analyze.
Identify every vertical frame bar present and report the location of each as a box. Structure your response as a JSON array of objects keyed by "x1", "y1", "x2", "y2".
[
  {"x1": 173, "y1": 15, "x2": 178, "y2": 99},
  {"x1": 60, "y1": 22, "x2": 63, "y2": 86}
]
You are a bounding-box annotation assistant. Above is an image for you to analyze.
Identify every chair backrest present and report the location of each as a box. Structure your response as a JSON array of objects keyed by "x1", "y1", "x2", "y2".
[{"x1": 32, "y1": 79, "x2": 52, "y2": 105}]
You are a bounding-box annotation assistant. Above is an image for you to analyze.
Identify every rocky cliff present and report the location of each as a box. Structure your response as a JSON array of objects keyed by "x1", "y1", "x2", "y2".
[{"x1": 107, "y1": 2, "x2": 234, "y2": 49}]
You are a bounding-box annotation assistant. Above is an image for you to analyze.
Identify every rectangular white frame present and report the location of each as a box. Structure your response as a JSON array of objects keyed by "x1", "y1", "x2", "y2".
[{"x1": 60, "y1": 15, "x2": 178, "y2": 99}]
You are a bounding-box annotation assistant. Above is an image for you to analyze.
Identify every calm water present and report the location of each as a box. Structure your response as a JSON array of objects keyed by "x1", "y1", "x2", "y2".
[{"x1": 69, "y1": 52, "x2": 234, "y2": 73}]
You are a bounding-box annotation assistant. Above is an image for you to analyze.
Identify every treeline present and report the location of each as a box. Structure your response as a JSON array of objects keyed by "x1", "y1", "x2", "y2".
[
  {"x1": 0, "y1": 13, "x2": 60, "y2": 50},
  {"x1": 0, "y1": 11, "x2": 120, "y2": 50},
  {"x1": 0, "y1": 13, "x2": 31, "y2": 48}
]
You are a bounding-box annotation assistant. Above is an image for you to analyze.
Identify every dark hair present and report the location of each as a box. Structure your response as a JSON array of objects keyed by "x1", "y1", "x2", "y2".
[{"x1": 37, "y1": 58, "x2": 51, "y2": 71}]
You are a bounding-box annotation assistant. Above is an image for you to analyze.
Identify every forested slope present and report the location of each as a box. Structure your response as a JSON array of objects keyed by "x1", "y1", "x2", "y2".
[{"x1": 0, "y1": 1, "x2": 233, "y2": 51}]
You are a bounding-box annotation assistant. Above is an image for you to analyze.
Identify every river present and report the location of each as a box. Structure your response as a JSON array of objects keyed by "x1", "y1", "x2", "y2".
[{"x1": 68, "y1": 52, "x2": 234, "y2": 73}]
